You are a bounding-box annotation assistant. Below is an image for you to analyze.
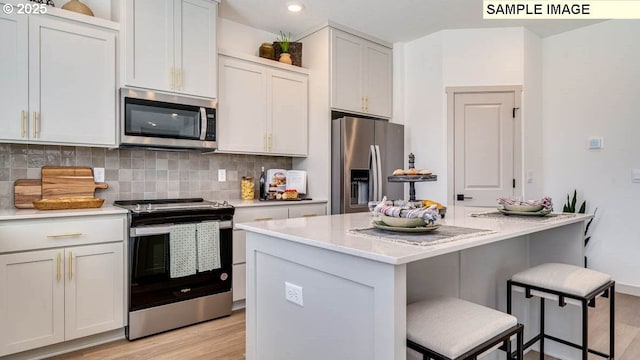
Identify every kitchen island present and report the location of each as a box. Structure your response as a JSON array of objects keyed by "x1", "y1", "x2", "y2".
[{"x1": 236, "y1": 206, "x2": 591, "y2": 360}]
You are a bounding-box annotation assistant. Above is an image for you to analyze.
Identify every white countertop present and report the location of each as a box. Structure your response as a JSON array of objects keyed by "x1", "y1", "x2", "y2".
[
  {"x1": 227, "y1": 199, "x2": 328, "y2": 208},
  {"x1": 0, "y1": 206, "x2": 128, "y2": 221},
  {"x1": 236, "y1": 206, "x2": 591, "y2": 265}
]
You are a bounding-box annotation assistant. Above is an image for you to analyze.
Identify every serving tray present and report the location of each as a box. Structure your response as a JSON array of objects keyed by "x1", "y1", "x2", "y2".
[{"x1": 33, "y1": 197, "x2": 105, "y2": 210}]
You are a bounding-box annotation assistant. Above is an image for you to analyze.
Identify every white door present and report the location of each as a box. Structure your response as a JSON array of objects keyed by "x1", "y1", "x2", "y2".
[
  {"x1": 0, "y1": 250, "x2": 64, "y2": 356},
  {"x1": 65, "y1": 244, "x2": 124, "y2": 340},
  {"x1": 125, "y1": 0, "x2": 174, "y2": 92},
  {"x1": 0, "y1": 9, "x2": 28, "y2": 142},
  {"x1": 217, "y1": 57, "x2": 268, "y2": 153},
  {"x1": 331, "y1": 29, "x2": 363, "y2": 113},
  {"x1": 363, "y1": 43, "x2": 392, "y2": 118},
  {"x1": 176, "y1": 0, "x2": 217, "y2": 98},
  {"x1": 453, "y1": 91, "x2": 516, "y2": 206},
  {"x1": 269, "y1": 70, "x2": 308, "y2": 156},
  {"x1": 29, "y1": 16, "x2": 116, "y2": 146}
]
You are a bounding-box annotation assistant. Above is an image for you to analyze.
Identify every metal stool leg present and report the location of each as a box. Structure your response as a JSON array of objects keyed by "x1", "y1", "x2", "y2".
[
  {"x1": 582, "y1": 299, "x2": 588, "y2": 360},
  {"x1": 610, "y1": 283, "x2": 615, "y2": 359},
  {"x1": 539, "y1": 297, "x2": 545, "y2": 359}
]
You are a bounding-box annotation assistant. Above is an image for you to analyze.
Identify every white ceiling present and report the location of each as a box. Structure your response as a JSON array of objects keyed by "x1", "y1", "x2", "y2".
[{"x1": 219, "y1": 0, "x2": 603, "y2": 43}]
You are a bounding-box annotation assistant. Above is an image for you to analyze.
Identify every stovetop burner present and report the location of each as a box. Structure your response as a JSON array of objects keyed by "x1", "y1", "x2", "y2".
[{"x1": 114, "y1": 198, "x2": 232, "y2": 214}]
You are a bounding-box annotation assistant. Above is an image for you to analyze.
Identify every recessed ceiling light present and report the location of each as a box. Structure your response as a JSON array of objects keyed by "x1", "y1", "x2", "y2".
[{"x1": 287, "y1": 2, "x2": 304, "y2": 12}]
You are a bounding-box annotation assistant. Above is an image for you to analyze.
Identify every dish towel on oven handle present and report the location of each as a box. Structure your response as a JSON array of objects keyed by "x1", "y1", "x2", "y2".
[
  {"x1": 169, "y1": 223, "x2": 197, "y2": 278},
  {"x1": 196, "y1": 221, "x2": 221, "y2": 272}
]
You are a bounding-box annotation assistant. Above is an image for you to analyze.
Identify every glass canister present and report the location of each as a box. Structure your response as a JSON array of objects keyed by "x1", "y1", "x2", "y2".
[{"x1": 241, "y1": 176, "x2": 255, "y2": 200}]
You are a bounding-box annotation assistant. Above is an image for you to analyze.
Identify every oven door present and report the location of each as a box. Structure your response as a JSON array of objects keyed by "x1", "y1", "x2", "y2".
[{"x1": 128, "y1": 220, "x2": 232, "y2": 311}]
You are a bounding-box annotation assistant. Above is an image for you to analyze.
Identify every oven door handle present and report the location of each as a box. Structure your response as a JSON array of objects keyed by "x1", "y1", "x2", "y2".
[
  {"x1": 130, "y1": 220, "x2": 232, "y2": 237},
  {"x1": 199, "y1": 107, "x2": 208, "y2": 140}
]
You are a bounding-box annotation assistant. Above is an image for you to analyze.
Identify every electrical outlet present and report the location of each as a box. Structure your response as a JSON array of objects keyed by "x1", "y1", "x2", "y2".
[
  {"x1": 93, "y1": 167, "x2": 105, "y2": 183},
  {"x1": 285, "y1": 282, "x2": 304, "y2": 307},
  {"x1": 218, "y1": 169, "x2": 226, "y2": 182}
]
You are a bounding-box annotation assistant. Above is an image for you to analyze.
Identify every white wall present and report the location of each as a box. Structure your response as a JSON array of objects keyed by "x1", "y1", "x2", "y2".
[
  {"x1": 218, "y1": 18, "x2": 277, "y2": 55},
  {"x1": 542, "y1": 20, "x2": 640, "y2": 289},
  {"x1": 398, "y1": 27, "x2": 542, "y2": 204}
]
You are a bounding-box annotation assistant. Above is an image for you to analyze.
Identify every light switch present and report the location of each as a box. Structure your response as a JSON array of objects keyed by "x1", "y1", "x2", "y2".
[
  {"x1": 526, "y1": 170, "x2": 534, "y2": 184},
  {"x1": 588, "y1": 137, "x2": 603, "y2": 150},
  {"x1": 93, "y1": 167, "x2": 105, "y2": 183},
  {"x1": 632, "y1": 169, "x2": 640, "y2": 183}
]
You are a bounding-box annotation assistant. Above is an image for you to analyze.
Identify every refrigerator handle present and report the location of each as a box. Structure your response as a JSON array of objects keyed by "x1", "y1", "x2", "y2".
[
  {"x1": 375, "y1": 145, "x2": 383, "y2": 201},
  {"x1": 369, "y1": 145, "x2": 377, "y2": 202}
]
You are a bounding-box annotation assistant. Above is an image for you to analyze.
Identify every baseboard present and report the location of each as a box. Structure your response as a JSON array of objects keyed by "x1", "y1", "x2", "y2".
[
  {"x1": 616, "y1": 282, "x2": 640, "y2": 297},
  {"x1": 1, "y1": 328, "x2": 125, "y2": 360},
  {"x1": 232, "y1": 299, "x2": 246, "y2": 311}
]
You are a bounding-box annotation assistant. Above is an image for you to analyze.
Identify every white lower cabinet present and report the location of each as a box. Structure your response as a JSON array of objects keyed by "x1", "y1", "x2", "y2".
[
  {"x1": 232, "y1": 203, "x2": 327, "y2": 304},
  {"x1": 0, "y1": 214, "x2": 125, "y2": 357}
]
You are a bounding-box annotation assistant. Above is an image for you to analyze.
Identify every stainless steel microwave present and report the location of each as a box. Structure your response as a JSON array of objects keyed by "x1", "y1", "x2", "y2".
[{"x1": 120, "y1": 88, "x2": 217, "y2": 150}]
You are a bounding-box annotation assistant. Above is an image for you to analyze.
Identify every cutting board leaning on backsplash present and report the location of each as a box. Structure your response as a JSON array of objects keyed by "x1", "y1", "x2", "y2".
[{"x1": 13, "y1": 166, "x2": 108, "y2": 209}]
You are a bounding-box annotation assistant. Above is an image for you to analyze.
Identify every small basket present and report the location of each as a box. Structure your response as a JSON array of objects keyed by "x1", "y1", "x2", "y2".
[{"x1": 33, "y1": 197, "x2": 105, "y2": 210}]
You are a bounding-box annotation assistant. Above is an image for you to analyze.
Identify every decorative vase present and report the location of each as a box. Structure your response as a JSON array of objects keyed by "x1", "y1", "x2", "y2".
[
  {"x1": 259, "y1": 43, "x2": 275, "y2": 60},
  {"x1": 279, "y1": 53, "x2": 292, "y2": 65},
  {"x1": 61, "y1": 0, "x2": 94, "y2": 16}
]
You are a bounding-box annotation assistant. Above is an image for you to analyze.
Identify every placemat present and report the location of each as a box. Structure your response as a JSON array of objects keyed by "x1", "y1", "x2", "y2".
[
  {"x1": 347, "y1": 225, "x2": 496, "y2": 246},
  {"x1": 470, "y1": 211, "x2": 576, "y2": 223}
]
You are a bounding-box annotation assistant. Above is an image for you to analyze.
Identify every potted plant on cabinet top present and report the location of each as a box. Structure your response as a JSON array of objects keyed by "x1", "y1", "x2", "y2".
[{"x1": 273, "y1": 31, "x2": 302, "y2": 67}]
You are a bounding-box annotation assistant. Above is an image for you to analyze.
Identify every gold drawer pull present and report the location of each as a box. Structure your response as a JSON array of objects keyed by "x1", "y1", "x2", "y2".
[
  {"x1": 254, "y1": 217, "x2": 273, "y2": 221},
  {"x1": 302, "y1": 213, "x2": 317, "y2": 217},
  {"x1": 21, "y1": 110, "x2": 26, "y2": 138},
  {"x1": 57, "y1": 253, "x2": 61, "y2": 282},
  {"x1": 69, "y1": 251, "x2": 73, "y2": 280},
  {"x1": 47, "y1": 232, "x2": 83, "y2": 238}
]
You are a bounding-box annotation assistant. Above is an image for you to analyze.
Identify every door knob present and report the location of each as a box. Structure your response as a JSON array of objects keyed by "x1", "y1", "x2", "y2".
[{"x1": 456, "y1": 194, "x2": 473, "y2": 201}]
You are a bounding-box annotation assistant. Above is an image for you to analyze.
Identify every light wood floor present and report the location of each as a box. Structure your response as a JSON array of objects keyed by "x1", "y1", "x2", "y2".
[{"x1": 48, "y1": 294, "x2": 640, "y2": 360}]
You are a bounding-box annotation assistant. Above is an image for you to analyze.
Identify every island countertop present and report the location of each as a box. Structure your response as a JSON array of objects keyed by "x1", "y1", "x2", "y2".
[{"x1": 236, "y1": 206, "x2": 591, "y2": 265}]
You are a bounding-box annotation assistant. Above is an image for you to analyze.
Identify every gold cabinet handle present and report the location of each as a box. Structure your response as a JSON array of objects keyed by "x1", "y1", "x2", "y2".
[
  {"x1": 21, "y1": 110, "x2": 26, "y2": 138},
  {"x1": 365, "y1": 97, "x2": 369, "y2": 112},
  {"x1": 361, "y1": 96, "x2": 365, "y2": 112},
  {"x1": 47, "y1": 232, "x2": 83, "y2": 238},
  {"x1": 170, "y1": 68, "x2": 175, "y2": 90},
  {"x1": 268, "y1": 134, "x2": 273, "y2": 152},
  {"x1": 254, "y1": 217, "x2": 273, "y2": 221},
  {"x1": 302, "y1": 213, "x2": 317, "y2": 217},
  {"x1": 264, "y1": 133, "x2": 267, "y2": 151},
  {"x1": 68, "y1": 251, "x2": 73, "y2": 280},
  {"x1": 57, "y1": 253, "x2": 61, "y2": 282},
  {"x1": 32, "y1": 112, "x2": 37, "y2": 138},
  {"x1": 177, "y1": 68, "x2": 182, "y2": 90}
]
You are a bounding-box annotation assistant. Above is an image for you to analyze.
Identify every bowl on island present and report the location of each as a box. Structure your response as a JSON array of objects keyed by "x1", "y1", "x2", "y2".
[
  {"x1": 502, "y1": 204, "x2": 543, "y2": 212},
  {"x1": 379, "y1": 215, "x2": 425, "y2": 228}
]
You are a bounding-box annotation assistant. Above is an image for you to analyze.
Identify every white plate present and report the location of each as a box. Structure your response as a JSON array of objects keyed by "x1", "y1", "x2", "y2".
[
  {"x1": 502, "y1": 204, "x2": 543, "y2": 212},
  {"x1": 372, "y1": 221, "x2": 441, "y2": 233},
  {"x1": 498, "y1": 208, "x2": 552, "y2": 217}
]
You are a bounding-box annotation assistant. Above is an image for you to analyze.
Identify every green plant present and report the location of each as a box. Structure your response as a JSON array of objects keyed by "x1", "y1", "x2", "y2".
[
  {"x1": 276, "y1": 31, "x2": 291, "y2": 53},
  {"x1": 562, "y1": 190, "x2": 597, "y2": 246}
]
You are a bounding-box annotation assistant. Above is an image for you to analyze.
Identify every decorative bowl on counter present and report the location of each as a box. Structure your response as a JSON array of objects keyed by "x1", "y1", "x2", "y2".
[
  {"x1": 378, "y1": 215, "x2": 425, "y2": 228},
  {"x1": 502, "y1": 204, "x2": 543, "y2": 212}
]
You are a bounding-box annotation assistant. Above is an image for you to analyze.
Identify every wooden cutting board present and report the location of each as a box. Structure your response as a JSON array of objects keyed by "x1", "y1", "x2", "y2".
[
  {"x1": 41, "y1": 166, "x2": 108, "y2": 199},
  {"x1": 14, "y1": 179, "x2": 43, "y2": 209}
]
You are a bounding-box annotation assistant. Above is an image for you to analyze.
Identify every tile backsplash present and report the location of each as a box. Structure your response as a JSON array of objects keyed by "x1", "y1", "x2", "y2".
[{"x1": 0, "y1": 144, "x2": 291, "y2": 209}]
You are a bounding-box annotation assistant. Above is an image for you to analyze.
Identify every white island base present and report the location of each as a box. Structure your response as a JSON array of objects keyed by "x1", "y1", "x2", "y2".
[{"x1": 237, "y1": 207, "x2": 591, "y2": 360}]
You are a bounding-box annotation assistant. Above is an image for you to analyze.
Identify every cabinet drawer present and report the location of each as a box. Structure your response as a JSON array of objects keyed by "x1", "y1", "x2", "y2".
[
  {"x1": 232, "y1": 229, "x2": 246, "y2": 265},
  {"x1": 0, "y1": 215, "x2": 125, "y2": 253},
  {"x1": 288, "y1": 204, "x2": 327, "y2": 219},
  {"x1": 234, "y1": 206, "x2": 288, "y2": 224},
  {"x1": 232, "y1": 263, "x2": 246, "y2": 302}
]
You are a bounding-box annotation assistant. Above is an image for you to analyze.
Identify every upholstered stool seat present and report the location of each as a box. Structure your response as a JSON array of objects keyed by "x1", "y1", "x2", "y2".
[
  {"x1": 508, "y1": 263, "x2": 615, "y2": 359},
  {"x1": 407, "y1": 297, "x2": 523, "y2": 359}
]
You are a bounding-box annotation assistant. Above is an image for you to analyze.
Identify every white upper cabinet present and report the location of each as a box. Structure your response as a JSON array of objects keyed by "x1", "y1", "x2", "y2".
[
  {"x1": 218, "y1": 53, "x2": 308, "y2": 156},
  {"x1": 125, "y1": 0, "x2": 217, "y2": 98},
  {"x1": 0, "y1": 7, "x2": 117, "y2": 147},
  {"x1": 330, "y1": 28, "x2": 392, "y2": 118}
]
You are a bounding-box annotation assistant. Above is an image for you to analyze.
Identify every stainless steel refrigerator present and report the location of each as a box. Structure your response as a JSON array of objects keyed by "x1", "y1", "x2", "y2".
[{"x1": 331, "y1": 116, "x2": 404, "y2": 214}]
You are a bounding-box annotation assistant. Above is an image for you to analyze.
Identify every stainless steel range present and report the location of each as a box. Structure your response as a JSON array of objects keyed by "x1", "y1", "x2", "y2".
[{"x1": 114, "y1": 198, "x2": 234, "y2": 340}]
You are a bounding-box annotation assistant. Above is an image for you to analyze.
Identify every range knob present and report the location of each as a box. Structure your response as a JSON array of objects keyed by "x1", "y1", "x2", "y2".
[
  {"x1": 146, "y1": 203, "x2": 153, "y2": 211},
  {"x1": 135, "y1": 204, "x2": 141, "y2": 211}
]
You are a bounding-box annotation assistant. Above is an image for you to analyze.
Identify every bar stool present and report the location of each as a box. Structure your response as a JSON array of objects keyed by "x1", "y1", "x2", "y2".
[
  {"x1": 507, "y1": 263, "x2": 615, "y2": 359},
  {"x1": 407, "y1": 297, "x2": 524, "y2": 359}
]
